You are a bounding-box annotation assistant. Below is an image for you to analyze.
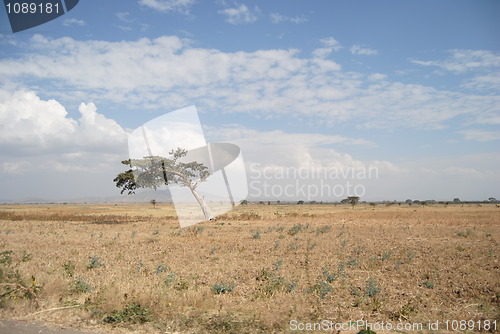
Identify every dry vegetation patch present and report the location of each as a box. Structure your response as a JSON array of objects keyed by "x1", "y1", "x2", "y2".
[{"x1": 0, "y1": 204, "x2": 498, "y2": 333}]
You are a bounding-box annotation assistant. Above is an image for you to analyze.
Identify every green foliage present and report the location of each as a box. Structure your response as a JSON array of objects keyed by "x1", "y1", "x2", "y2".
[
  {"x1": 252, "y1": 230, "x2": 261, "y2": 239},
  {"x1": 381, "y1": 250, "x2": 392, "y2": 261},
  {"x1": 364, "y1": 277, "x2": 380, "y2": 298},
  {"x1": 174, "y1": 278, "x2": 189, "y2": 291},
  {"x1": 456, "y1": 229, "x2": 474, "y2": 237},
  {"x1": 164, "y1": 272, "x2": 177, "y2": 287},
  {"x1": 288, "y1": 224, "x2": 304, "y2": 236},
  {"x1": 113, "y1": 148, "x2": 210, "y2": 194},
  {"x1": 315, "y1": 225, "x2": 332, "y2": 235},
  {"x1": 70, "y1": 277, "x2": 92, "y2": 294},
  {"x1": 155, "y1": 264, "x2": 169, "y2": 275},
  {"x1": 211, "y1": 282, "x2": 235, "y2": 295},
  {"x1": 255, "y1": 262, "x2": 297, "y2": 297},
  {"x1": 87, "y1": 256, "x2": 105, "y2": 269},
  {"x1": 342, "y1": 196, "x2": 360, "y2": 207},
  {"x1": 308, "y1": 280, "x2": 333, "y2": 300},
  {"x1": 62, "y1": 261, "x2": 76, "y2": 277},
  {"x1": 103, "y1": 302, "x2": 152, "y2": 324},
  {"x1": 421, "y1": 279, "x2": 434, "y2": 289},
  {"x1": 0, "y1": 250, "x2": 13, "y2": 265},
  {"x1": 322, "y1": 266, "x2": 337, "y2": 283},
  {"x1": 0, "y1": 250, "x2": 42, "y2": 304}
]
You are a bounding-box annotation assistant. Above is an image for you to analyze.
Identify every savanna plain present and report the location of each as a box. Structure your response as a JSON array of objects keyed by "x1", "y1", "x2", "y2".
[{"x1": 0, "y1": 203, "x2": 498, "y2": 334}]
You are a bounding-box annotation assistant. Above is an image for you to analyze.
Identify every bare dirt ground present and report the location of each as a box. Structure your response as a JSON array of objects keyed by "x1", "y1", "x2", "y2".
[{"x1": 0, "y1": 203, "x2": 498, "y2": 333}]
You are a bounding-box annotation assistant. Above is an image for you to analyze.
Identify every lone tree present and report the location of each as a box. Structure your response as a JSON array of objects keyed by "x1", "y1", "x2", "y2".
[
  {"x1": 113, "y1": 148, "x2": 214, "y2": 220},
  {"x1": 150, "y1": 199, "x2": 157, "y2": 208},
  {"x1": 341, "y1": 196, "x2": 360, "y2": 208}
]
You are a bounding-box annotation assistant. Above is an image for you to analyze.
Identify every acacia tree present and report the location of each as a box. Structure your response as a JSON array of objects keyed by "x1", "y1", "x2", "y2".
[
  {"x1": 341, "y1": 196, "x2": 360, "y2": 208},
  {"x1": 113, "y1": 148, "x2": 214, "y2": 220}
]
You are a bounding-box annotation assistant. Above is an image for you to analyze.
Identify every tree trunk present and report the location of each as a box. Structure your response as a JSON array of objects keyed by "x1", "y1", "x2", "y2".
[{"x1": 189, "y1": 187, "x2": 214, "y2": 220}]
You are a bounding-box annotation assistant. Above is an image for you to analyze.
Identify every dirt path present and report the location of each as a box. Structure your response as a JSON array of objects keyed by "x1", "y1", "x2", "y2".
[{"x1": 0, "y1": 320, "x2": 103, "y2": 334}]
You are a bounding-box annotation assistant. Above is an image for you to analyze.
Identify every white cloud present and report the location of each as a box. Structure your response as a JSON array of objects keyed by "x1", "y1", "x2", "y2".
[
  {"x1": 350, "y1": 45, "x2": 378, "y2": 56},
  {"x1": 459, "y1": 129, "x2": 500, "y2": 142},
  {"x1": 138, "y1": 0, "x2": 196, "y2": 14},
  {"x1": 0, "y1": 89, "x2": 127, "y2": 155},
  {"x1": 63, "y1": 18, "x2": 86, "y2": 27},
  {"x1": 462, "y1": 72, "x2": 500, "y2": 93},
  {"x1": 270, "y1": 13, "x2": 307, "y2": 24},
  {"x1": 116, "y1": 12, "x2": 134, "y2": 23},
  {"x1": 0, "y1": 36, "x2": 498, "y2": 133},
  {"x1": 218, "y1": 3, "x2": 258, "y2": 24},
  {"x1": 1, "y1": 161, "x2": 30, "y2": 174},
  {"x1": 368, "y1": 73, "x2": 386, "y2": 81},
  {"x1": 312, "y1": 37, "x2": 342, "y2": 58},
  {"x1": 204, "y1": 125, "x2": 500, "y2": 202},
  {"x1": 412, "y1": 49, "x2": 500, "y2": 73},
  {"x1": 0, "y1": 89, "x2": 130, "y2": 200}
]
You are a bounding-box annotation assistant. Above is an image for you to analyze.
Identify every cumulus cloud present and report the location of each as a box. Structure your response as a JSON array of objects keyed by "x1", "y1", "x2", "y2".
[
  {"x1": 0, "y1": 35, "x2": 498, "y2": 133},
  {"x1": 0, "y1": 89, "x2": 130, "y2": 200},
  {"x1": 0, "y1": 89, "x2": 127, "y2": 155},
  {"x1": 206, "y1": 125, "x2": 375, "y2": 167},
  {"x1": 218, "y1": 3, "x2": 258, "y2": 24}
]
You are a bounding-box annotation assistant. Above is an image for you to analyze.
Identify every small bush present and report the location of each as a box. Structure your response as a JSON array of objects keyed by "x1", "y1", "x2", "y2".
[
  {"x1": 315, "y1": 225, "x2": 332, "y2": 235},
  {"x1": 103, "y1": 302, "x2": 152, "y2": 324},
  {"x1": 0, "y1": 250, "x2": 42, "y2": 303},
  {"x1": 70, "y1": 277, "x2": 92, "y2": 294},
  {"x1": 62, "y1": 261, "x2": 76, "y2": 277},
  {"x1": 211, "y1": 282, "x2": 235, "y2": 294},
  {"x1": 155, "y1": 264, "x2": 169, "y2": 275},
  {"x1": 364, "y1": 277, "x2": 380, "y2": 298},
  {"x1": 421, "y1": 279, "x2": 434, "y2": 289},
  {"x1": 308, "y1": 280, "x2": 333, "y2": 300},
  {"x1": 87, "y1": 256, "x2": 104, "y2": 269},
  {"x1": 322, "y1": 266, "x2": 336, "y2": 283},
  {"x1": 288, "y1": 224, "x2": 304, "y2": 236},
  {"x1": 174, "y1": 279, "x2": 189, "y2": 291}
]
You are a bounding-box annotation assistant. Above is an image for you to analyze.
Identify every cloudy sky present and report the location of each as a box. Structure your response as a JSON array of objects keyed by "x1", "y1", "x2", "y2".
[{"x1": 0, "y1": 0, "x2": 499, "y2": 202}]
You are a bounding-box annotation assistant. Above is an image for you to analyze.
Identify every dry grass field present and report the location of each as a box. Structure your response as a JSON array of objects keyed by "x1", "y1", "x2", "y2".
[{"x1": 0, "y1": 203, "x2": 498, "y2": 333}]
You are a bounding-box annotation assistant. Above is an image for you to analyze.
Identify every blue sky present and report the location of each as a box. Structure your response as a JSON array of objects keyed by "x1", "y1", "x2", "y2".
[{"x1": 0, "y1": 0, "x2": 499, "y2": 202}]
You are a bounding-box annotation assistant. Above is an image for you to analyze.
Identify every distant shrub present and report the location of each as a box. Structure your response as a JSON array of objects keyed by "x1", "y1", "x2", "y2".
[
  {"x1": 364, "y1": 277, "x2": 380, "y2": 298},
  {"x1": 288, "y1": 224, "x2": 304, "y2": 236},
  {"x1": 70, "y1": 277, "x2": 92, "y2": 294},
  {"x1": 308, "y1": 280, "x2": 333, "y2": 300},
  {"x1": 421, "y1": 279, "x2": 434, "y2": 289},
  {"x1": 252, "y1": 230, "x2": 261, "y2": 239},
  {"x1": 155, "y1": 264, "x2": 169, "y2": 275},
  {"x1": 211, "y1": 282, "x2": 235, "y2": 295},
  {"x1": 103, "y1": 302, "x2": 152, "y2": 324},
  {"x1": 315, "y1": 225, "x2": 332, "y2": 235},
  {"x1": 87, "y1": 256, "x2": 104, "y2": 269},
  {"x1": 62, "y1": 261, "x2": 76, "y2": 277}
]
